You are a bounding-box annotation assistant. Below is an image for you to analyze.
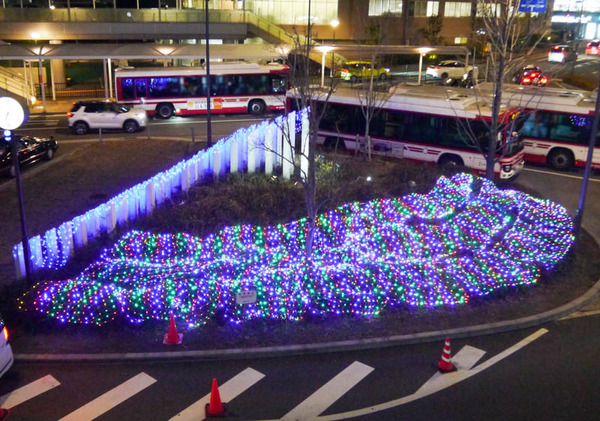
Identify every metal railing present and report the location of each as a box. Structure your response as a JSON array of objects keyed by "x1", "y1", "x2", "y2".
[
  {"x1": 0, "y1": 8, "x2": 249, "y2": 23},
  {"x1": 35, "y1": 82, "x2": 105, "y2": 98},
  {"x1": 0, "y1": 65, "x2": 28, "y2": 99}
]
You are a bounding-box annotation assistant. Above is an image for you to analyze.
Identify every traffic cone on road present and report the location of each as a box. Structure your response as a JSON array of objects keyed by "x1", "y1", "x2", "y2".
[
  {"x1": 205, "y1": 378, "x2": 228, "y2": 418},
  {"x1": 437, "y1": 337, "x2": 455, "y2": 372},
  {"x1": 163, "y1": 314, "x2": 183, "y2": 345}
]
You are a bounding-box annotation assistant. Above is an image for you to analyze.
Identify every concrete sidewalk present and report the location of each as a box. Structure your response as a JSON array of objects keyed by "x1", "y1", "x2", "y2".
[{"x1": 29, "y1": 98, "x2": 100, "y2": 115}]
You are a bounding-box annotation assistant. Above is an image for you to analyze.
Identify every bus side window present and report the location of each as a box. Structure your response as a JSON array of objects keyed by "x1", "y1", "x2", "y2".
[
  {"x1": 135, "y1": 78, "x2": 147, "y2": 99},
  {"x1": 384, "y1": 110, "x2": 405, "y2": 139},
  {"x1": 523, "y1": 111, "x2": 549, "y2": 139},
  {"x1": 271, "y1": 75, "x2": 286, "y2": 94},
  {"x1": 148, "y1": 77, "x2": 180, "y2": 98},
  {"x1": 121, "y1": 78, "x2": 135, "y2": 100},
  {"x1": 550, "y1": 113, "x2": 583, "y2": 142}
]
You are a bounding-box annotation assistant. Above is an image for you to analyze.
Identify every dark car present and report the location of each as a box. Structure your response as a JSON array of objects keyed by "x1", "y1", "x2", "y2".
[
  {"x1": 511, "y1": 65, "x2": 548, "y2": 86},
  {"x1": 0, "y1": 135, "x2": 58, "y2": 177}
]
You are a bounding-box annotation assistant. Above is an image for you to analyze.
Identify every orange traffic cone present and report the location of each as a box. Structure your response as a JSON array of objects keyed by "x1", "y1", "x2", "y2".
[
  {"x1": 163, "y1": 314, "x2": 183, "y2": 345},
  {"x1": 437, "y1": 337, "x2": 455, "y2": 372},
  {"x1": 205, "y1": 378, "x2": 228, "y2": 418}
]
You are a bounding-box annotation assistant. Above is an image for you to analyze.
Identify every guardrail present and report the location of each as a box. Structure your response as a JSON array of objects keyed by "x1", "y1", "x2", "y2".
[
  {"x1": 0, "y1": 8, "x2": 247, "y2": 23},
  {"x1": 0, "y1": 65, "x2": 28, "y2": 100},
  {"x1": 35, "y1": 82, "x2": 105, "y2": 98},
  {"x1": 12, "y1": 110, "x2": 308, "y2": 278}
]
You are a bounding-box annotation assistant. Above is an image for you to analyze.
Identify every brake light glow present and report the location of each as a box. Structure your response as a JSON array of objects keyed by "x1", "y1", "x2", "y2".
[
  {"x1": 3, "y1": 326, "x2": 8, "y2": 342},
  {"x1": 67, "y1": 112, "x2": 73, "y2": 118},
  {"x1": 523, "y1": 77, "x2": 531, "y2": 84},
  {"x1": 540, "y1": 77, "x2": 548, "y2": 84}
]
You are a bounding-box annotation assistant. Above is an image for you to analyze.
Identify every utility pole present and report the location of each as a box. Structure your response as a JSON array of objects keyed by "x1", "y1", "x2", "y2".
[
  {"x1": 205, "y1": 0, "x2": 212, "y2": 147},
  {"x1": 574, "y1": 74, "x2": 600, "y2": 233}
]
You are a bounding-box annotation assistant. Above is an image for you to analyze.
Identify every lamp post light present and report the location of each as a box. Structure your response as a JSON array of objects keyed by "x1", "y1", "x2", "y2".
[
  {"x1": 417, "y1": 47, "x2": 432, "y2": 85},
  {"x1": 330, "y1": 18, "x2": 339, "y2": 77},
  {"x1": 0, "y1": 97, "x2": 32, "y2": 286},
  {"x1": 317, "y1": 46, "x2": 334, "y2": 87}
]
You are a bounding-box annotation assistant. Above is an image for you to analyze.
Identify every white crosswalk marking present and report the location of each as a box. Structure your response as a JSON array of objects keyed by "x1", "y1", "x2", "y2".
[
  {"x1": 58, "y1": 372, "x2": 156, "y2": 421},
  {"x1": 282, "y1": 361, "x2": 374, "y2": 421},
  {"x1": 415, "y1": 345, "x2": 486, "y2": 395},
  {"x1": 0, "y1": 375, "x2": 61, "y2": 409},
  {"x1": 170, "y1": 367, "x2": 265, "y2": 421}
]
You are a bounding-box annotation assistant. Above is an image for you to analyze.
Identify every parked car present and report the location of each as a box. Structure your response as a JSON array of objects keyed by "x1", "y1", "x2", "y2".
[
  {"x1": 68, "y1": 100, "x2": 148, "y2": 135},
  {"x1": 339, "y1": 61, "x2": 390, "y2": 82},
  {"x1": 511, "y1": 65, "x2": 548, "y2": 87},
  {"x1": 426, "y1": 60, "x2": 475, "y2": 80},
  {"x1": 585, "y1": 40, "x2": 600, "y2": 55},
  {"x1": 0, "y1": 314, "x2": 13, "y2": 379},
  {"x1": 547, "y1": 45, "x2": 577, "y2": 63},
  {"x1": 0, "y1": 134, "x2": 58, "y2": 177}
]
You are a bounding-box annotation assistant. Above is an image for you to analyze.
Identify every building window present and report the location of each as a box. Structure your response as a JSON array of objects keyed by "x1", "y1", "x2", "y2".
[
  {"x1": 409, "y1": 1, "x2": 440, "y2": 17},
  {"x1": 476, "y1": 2, "x2": 502, "y2": 17},
  {"x1": 369, "y1": 0, "x2": 403, "y2": 16},
  {"x1": 454, "y1": 36, "x2": 468, "y2": 44},
  {"x1": 246, "y1": 0, "x2": 339, "y2": 25},
  {"x1": 444, "y1": 2, "x2": 471, "y2": 17},
  {"x1": 554, "y1": 0, "x2": 600, "y2": 13}
]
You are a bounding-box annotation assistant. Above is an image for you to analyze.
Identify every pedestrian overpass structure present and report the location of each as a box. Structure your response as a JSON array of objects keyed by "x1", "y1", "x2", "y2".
[{"x1": 0, "y1": 8, "x2": 294, "y2": 44}]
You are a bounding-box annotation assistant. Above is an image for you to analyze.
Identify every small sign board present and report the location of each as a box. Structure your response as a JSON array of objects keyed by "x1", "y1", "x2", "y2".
[
  {"x1": 518, "y1": 0, "x2": 547, "y2": 13},
  {"x1": 236, "y1": 290, "x2": 257, "y2": 305}
]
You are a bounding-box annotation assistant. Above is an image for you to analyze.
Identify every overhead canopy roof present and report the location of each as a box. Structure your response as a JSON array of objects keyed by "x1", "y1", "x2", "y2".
[
  {"x1": 0, "y1": 42, "x2": 469, "y2": 61},
  {"x1": 0, "y1": 42, "x2": 291, "y2": 60}
]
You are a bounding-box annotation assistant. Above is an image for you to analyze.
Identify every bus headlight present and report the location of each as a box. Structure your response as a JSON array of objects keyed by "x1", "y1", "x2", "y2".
[{"x1": 502, "y1": 164, "x2": 512, "y2": 172}]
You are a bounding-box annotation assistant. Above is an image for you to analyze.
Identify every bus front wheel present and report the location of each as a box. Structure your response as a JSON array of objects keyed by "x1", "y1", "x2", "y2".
[
  {"x1": 548, "y1": 148, "x2": 574, "y2": 171},
  {"x1": 248, "y1": 100, "x2": 266, "y2": 116},
  {"x1": 439, "y1": 154, "x2": 464, "y2": 168},
  {"x1": 155, "y1": 103, "x2": 174, "y2": 119}
]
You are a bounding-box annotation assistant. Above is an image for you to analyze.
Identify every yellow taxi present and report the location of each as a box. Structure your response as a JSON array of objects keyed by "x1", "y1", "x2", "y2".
[{"x1": 340, "y1": 61, "x2": 390, "y2": 82}]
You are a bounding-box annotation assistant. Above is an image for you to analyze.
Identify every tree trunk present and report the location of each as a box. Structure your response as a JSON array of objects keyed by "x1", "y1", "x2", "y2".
[
  {"x1": 487, "y1": 54, "x2": 506, "y2": 180},
  {"x1": 303, "y1": 118, "x2": 319, "y2": 258}
]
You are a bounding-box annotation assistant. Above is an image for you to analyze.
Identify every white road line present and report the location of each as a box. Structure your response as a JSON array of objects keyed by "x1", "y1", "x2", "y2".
[
  {"x1": 170, "y1": 367, "x2": 265, "y2": 421},
  {"x1": 0, "y1": 375, "x2": 61, "y2": 409},
  {"x1": 151, "y1": 118, "x2": 263, "y2": 126},
  {"x1": 281, "y1": 361, "x2": 374, "y2": 421},
  {"x1": 523, "y1": 167, "x2": 600, "y2": 182},
  {"x1": 58, "y1": 372, "x2": 156, "y2": 421},
  {"x1": 318, "y1": 328, "x2": 549, "y2": 420},
  {"x1": 415, "y1": 345, "x2": 486, "y2": 395}
]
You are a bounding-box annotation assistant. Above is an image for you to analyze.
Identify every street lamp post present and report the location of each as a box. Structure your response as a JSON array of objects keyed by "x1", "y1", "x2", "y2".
[
  {"x1": 574, "y1": 74, "x2": 600, "y2": 233},
  {"x1": 0, "y1": 97, "x2": 31, "y2": 286},
  {"x1": 205, "y1": 0, "x2": 212, "y2": 147},
  {"x1": 330, "y1": 19, "x2": 339, "y2": 77}
]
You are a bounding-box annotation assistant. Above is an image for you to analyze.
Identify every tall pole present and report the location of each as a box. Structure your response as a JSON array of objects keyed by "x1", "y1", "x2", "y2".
[
  {"x1": 574, "y1": 74, "x2": 600, "y2": 233},
  {"x1": 205, "y1": 0, "x2": 212, "y2": 147},
  {"x1": 5, "y1": 129, "x2": 32, "y2": 286},
  {"x1": 330, "y1": 19, "x2": 339, "y2": 77}
]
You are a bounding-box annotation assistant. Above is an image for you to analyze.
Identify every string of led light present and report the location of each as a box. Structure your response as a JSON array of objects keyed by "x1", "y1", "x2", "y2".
[{"x1": 19, "y1": 173, "x2": 574, "y2": 327}]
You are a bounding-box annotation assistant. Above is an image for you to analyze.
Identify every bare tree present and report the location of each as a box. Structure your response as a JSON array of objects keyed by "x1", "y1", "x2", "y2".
[
  {"x1": 470, "y1": 0, "x2": 551, "y2": 179},
  {"x1": 354, "y1": 57, "x2": 392, "y2": 161},
  {"x1": 258, "y1": 24, "x2": 339, "y2": 258}
]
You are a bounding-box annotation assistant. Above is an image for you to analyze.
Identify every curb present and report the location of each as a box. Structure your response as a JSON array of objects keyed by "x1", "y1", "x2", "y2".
[{"x1": 14, "y1": 277, "x2": 600, "y2": 363}]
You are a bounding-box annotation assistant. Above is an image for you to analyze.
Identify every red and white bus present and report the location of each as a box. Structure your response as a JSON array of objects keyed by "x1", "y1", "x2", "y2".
[
  {"x1": 288, "y1": 85, "x2": 525, "y2": 179},
  {"x1": 115, "y1": 62, "x2": 288, "y2": 119},
  {"x1": 499, "y1": 85, "x2": 600, "y2": 171}
]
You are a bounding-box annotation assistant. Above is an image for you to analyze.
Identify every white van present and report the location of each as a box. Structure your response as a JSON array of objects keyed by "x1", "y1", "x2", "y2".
[{"x1": 0, "y1": 314, "x2": 13, "y2": 378}]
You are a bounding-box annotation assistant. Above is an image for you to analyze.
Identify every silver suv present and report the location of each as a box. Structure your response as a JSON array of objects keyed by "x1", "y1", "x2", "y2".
[{"x1": 68, "y1": 101, "x2": 148, "y2": 135}]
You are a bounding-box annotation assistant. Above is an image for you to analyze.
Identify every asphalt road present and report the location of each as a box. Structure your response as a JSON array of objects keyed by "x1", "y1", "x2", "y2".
[
  {"x1": 1, "y1": 314, "x2": 598, "y2": 420},
  {"x1": 15, "y1": 112, "x2": 272, "y2": 145}
]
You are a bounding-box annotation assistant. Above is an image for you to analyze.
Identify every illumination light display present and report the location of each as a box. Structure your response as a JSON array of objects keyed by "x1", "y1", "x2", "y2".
[{"x1": 19, "y1": 173, "x2": 575, "y2": 327}]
